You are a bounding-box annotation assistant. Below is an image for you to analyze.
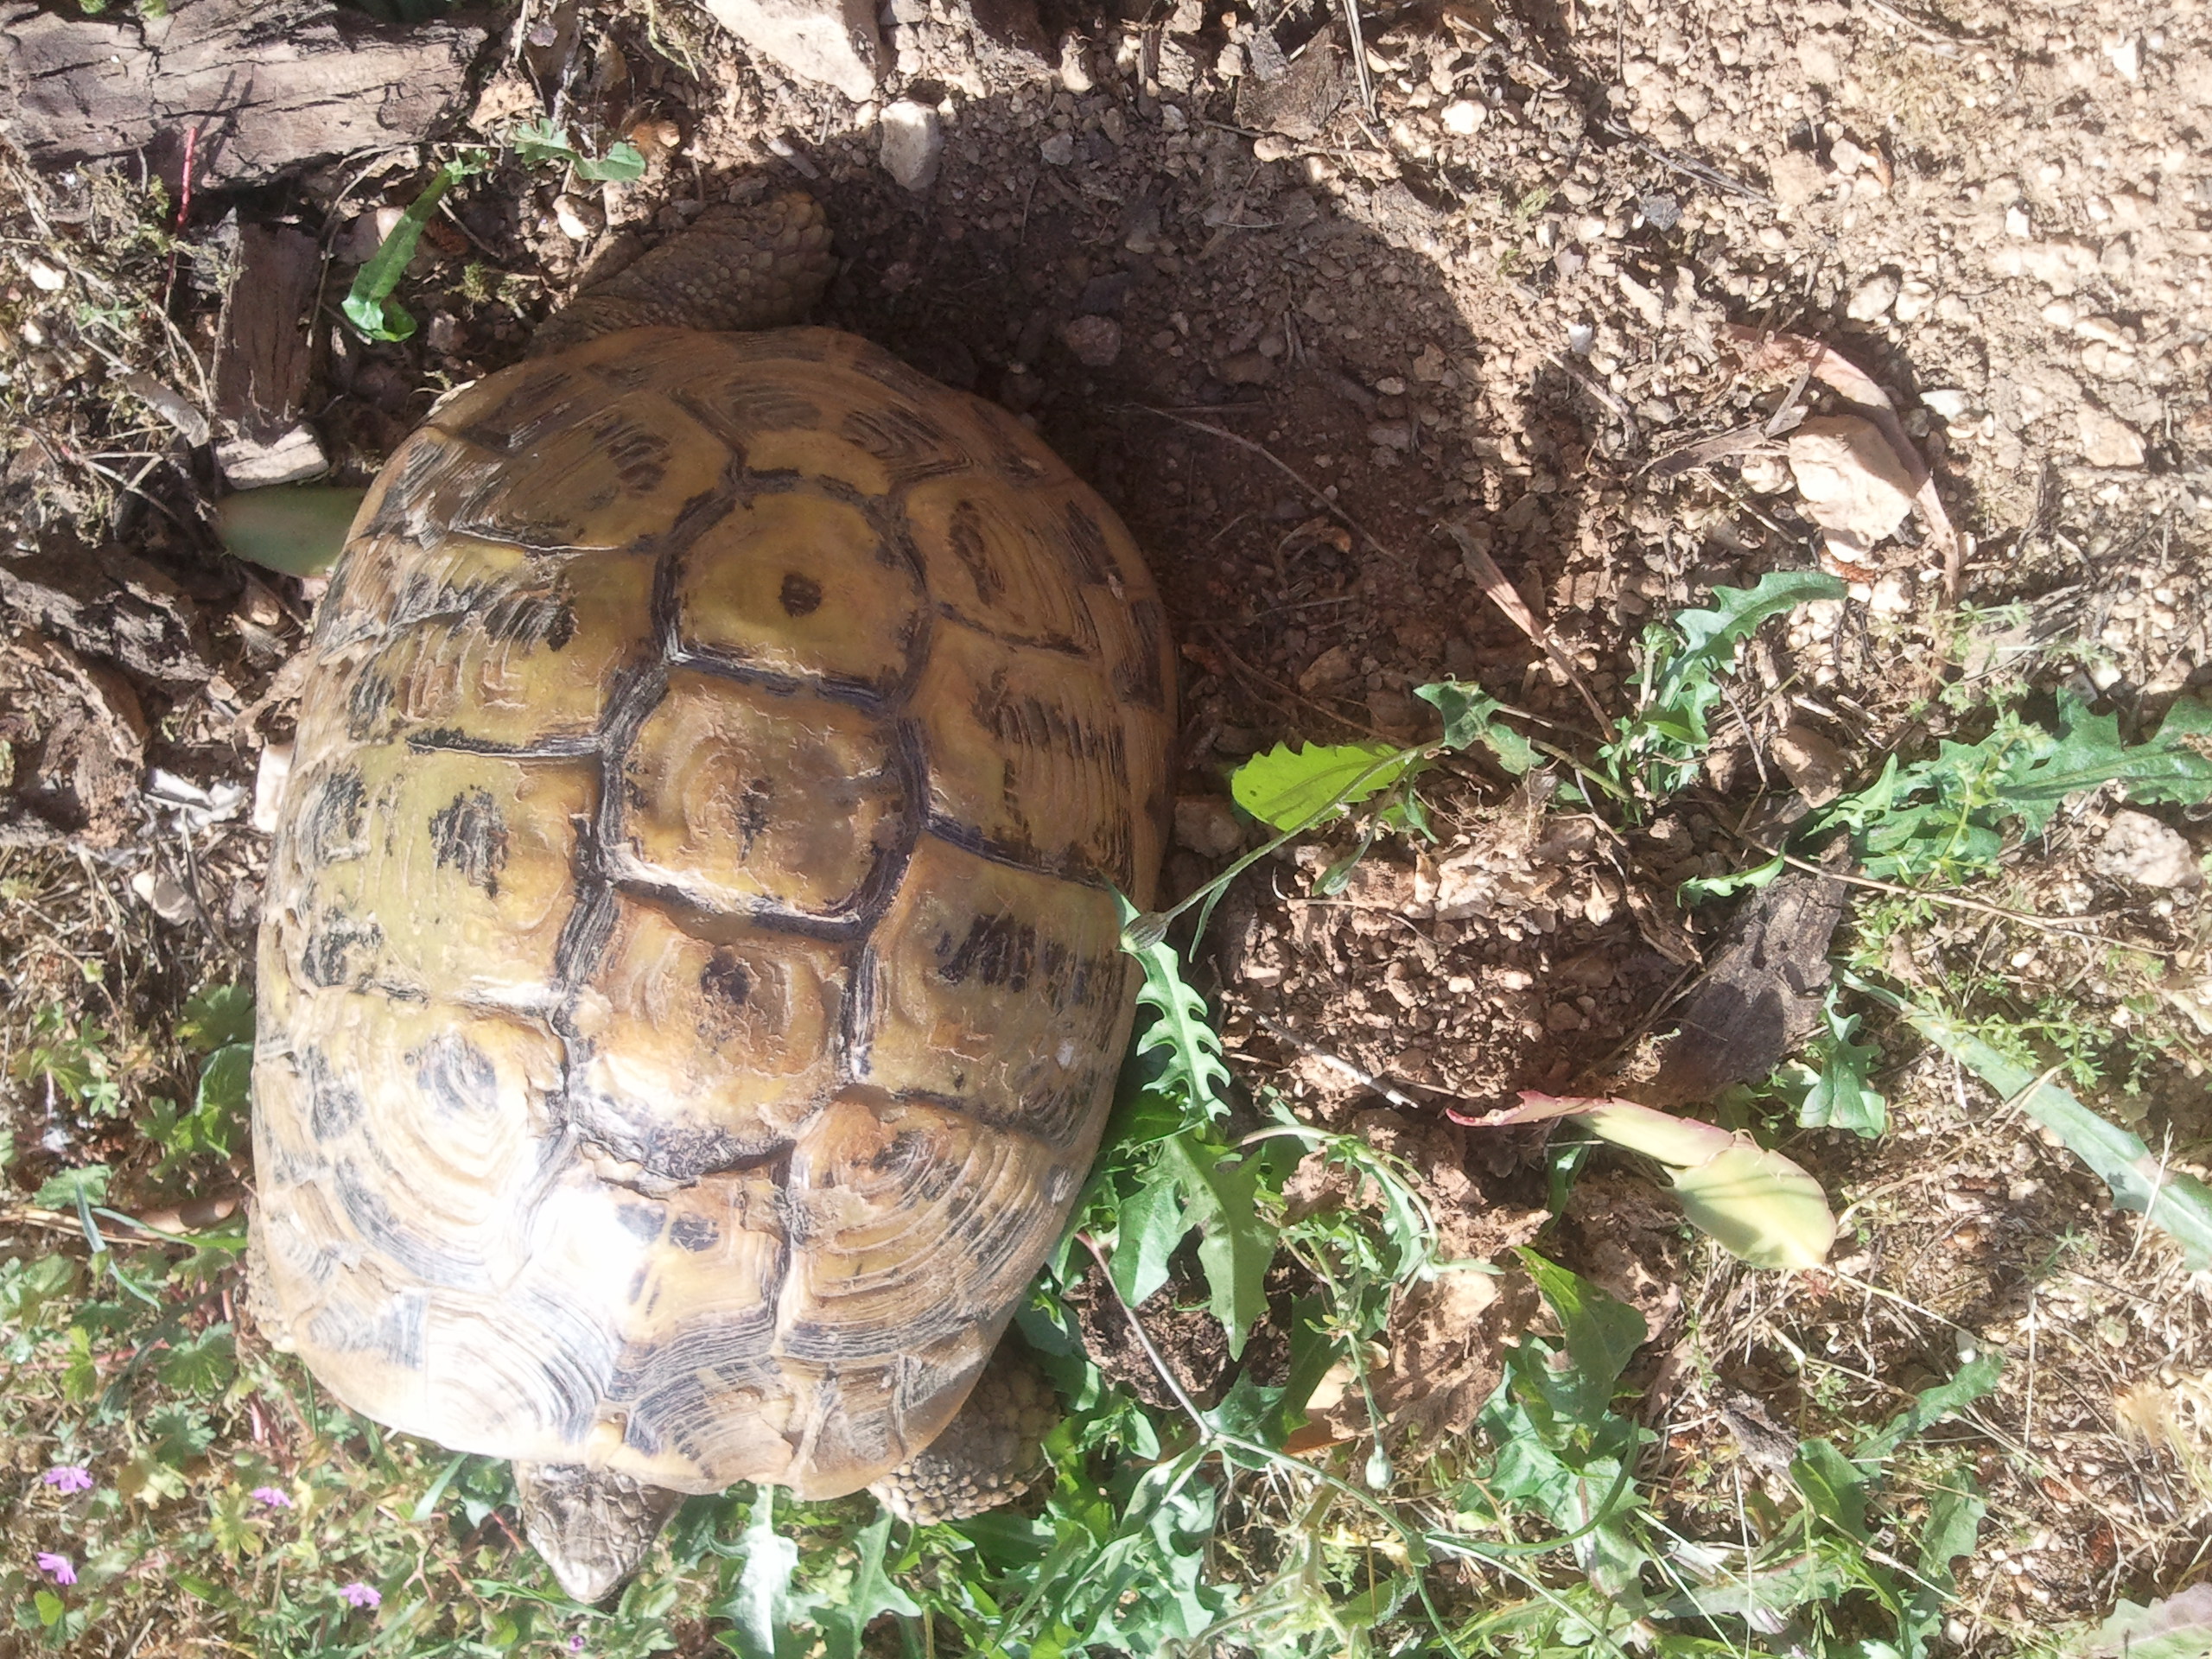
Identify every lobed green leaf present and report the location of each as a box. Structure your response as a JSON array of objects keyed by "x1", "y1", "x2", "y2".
[{"x1": 1229, "y1": 741, "x2": 1423, "y2": 833}]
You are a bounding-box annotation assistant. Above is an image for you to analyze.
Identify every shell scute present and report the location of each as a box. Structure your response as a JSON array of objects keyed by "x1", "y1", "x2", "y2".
[
  {"x1": 614, "y1": 671, "x2": 907, "y2": 921},
  {"x1": 675, "y1": 490, "x2": 924, "y2": 696}
]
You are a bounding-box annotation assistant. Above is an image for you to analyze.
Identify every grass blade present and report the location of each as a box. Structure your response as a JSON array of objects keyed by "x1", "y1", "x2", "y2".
[
  {"x1": 1905, "y1": 1004, "x2": 2212, "y2": 1268},
  {"x1": 342, "y1": 162, "x2": 471, "y2": 342}
]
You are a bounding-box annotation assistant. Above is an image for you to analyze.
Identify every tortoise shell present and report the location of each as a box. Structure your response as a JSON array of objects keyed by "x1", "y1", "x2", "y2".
[{"x1": 251, "y1": 326, "x2": 1176, "y2": 1500}]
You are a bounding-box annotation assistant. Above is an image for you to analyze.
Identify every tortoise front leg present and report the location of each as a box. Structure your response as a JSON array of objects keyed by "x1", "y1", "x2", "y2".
[{"x1": 530, "y1": 191, "x2": 836, "y2": 356}]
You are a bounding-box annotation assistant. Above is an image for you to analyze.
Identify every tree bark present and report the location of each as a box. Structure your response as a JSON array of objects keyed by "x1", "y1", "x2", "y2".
[{"x1": 0, "y1": 0, "x2": 490, "y2": 187}]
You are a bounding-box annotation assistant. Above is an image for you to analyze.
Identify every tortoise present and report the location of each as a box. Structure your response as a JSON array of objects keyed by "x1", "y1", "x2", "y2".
[{"x1": 248, "y1": 189, "x2": 1177, "y2": 1602}]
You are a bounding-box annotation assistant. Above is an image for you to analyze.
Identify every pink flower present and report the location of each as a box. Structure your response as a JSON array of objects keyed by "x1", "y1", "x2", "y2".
[
  {"x1": 339, "y1": 1581, "x2": 381, "y2": 1609},
  {"x1": 35, "y1": 1553, "x2": 76, "y2": 1586},
  {"x1": 250, "y1": 1486, "x2": 292, "y2": 1509},
  {"x1": 41, "y1": 1465, "x2": 93, "y2": 1495},
  {"x1": 570, "y1": 1639, "x2": 587, "y2": 1653}
]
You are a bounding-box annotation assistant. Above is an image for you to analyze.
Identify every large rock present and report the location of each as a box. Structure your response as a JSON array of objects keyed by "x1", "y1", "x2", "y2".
[
  {"x1": 701, "y1": 0, "x2": 883, "y2": 101},
  {"x1": 0, "y1": 0, "x2": 486, "y2": 184}
]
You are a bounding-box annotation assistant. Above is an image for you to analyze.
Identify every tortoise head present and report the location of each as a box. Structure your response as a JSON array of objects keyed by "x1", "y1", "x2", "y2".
[{"x1": 512, "y1": 1462, "x2": 685, "y2": 1604}]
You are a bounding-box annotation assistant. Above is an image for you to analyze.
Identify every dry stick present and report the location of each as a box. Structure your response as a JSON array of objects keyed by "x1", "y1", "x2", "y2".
[
  {"x1": 1135, "y1": 406, "x2": 1406, "y2": 568},
  {"x1": 1439, "y1": 523, "x2": 1611, "y2": 731},
  {"x1": 1253, "y1": 1013, "x2": 1437, "y2": 1113},
  {"x1": 1597, "y1": 118, "x2": 1777, "y2": 206},
  {"x1": 1338, "y1": 0, "x2": 1376, "y2": 118},
  {"x1": 1201, "y1": 626, "x2": 1402, "y2": 747},
  {"x1": 1731, "y1": 833, "x2": 2146, "y2": 951}
]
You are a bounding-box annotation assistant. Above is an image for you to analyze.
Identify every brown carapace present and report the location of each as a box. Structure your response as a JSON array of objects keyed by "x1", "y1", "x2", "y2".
[{"x1": 249, "y1": 206, "x2": 1175, "y2": 1601}]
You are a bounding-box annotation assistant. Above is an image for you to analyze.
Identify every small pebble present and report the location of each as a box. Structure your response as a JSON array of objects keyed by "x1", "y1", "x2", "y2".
[
  {"x1": 1059, "y1": 315, "x2": 1122, "y2": 368},
  {"x1": 1922, "y1": 389, "x2": 1971, "y2": 420},
  {"x1": 22, "y1": 255, "x2": 66, "y2": 291},
  {"x1": 2094, "y1": 810, "x2": 2198, "y2": 890},
  {"x1": 878, "y1": 100, "x2": 944, "y2": 193},
  {"x1": 1440, "y1": 100, "x2": 1484, "y2": 134},
  {"x1": 2076, "y1": 404, "x2": 2145, "y2": 467},
  {"x1": 1039, "y1": 132, "x2": 1076, "y2": 166},
  {"x1": 1217, "y1": 351, "x2": 1273, "y2": 385},
  {"x1": 1766, "y1": 149, "x2": 1826, "y2": 207},
  {"x1": 1845, "y1": 270, "x2": 1899, "y2": 321},
  {"x1": 1769, "y1": 725, "x2": 1849, "y2": 806}
]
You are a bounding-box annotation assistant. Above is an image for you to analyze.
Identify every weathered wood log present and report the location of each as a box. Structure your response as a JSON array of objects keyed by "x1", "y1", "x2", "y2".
[
  {"x1": 0, "y1": 0, "x2": 490, "y2": 187},
  {"x1": 213, "y1": 224, "x2": 327, "y2": 486}
]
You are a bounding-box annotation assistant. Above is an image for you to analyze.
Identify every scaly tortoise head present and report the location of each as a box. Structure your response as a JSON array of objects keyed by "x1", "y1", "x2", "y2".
[{"x1": 248, "y1": 189, "x2": 1175, "y2": 1600}]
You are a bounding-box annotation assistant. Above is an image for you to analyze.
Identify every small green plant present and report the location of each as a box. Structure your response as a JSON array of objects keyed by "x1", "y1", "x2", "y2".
[
  {"x1": 12, "y1": 1004, "x2": 124, "y2": 1117},
  {"x1": 1590, "y1": 569, "x2": 1847, "y2": 814},
  {"x1": 141, "y1": 982, "x2": 254, "y2": 1184},
  {"x1": 1817, "y1": 694, "x2": 2212, "y2": 884},
  {"x1": 1453, "y1": 1254, "x2": 1996, "y2": 1656},
  {"x1": 340, "y1": 120, "x2": 645, "y2": 343},
  {"x1": 1872, "y1": 983, "x2": 2212, "y2": 1268},
  {"x1": 342, "y1": 158, "x2": 480, "y2": 341},
  {"x1": 1789, "y1": 988, "x2": 1889, "y2": 1140},
  {"x1": 511, "y1": 118, "x2": 648, "y2": 182}
]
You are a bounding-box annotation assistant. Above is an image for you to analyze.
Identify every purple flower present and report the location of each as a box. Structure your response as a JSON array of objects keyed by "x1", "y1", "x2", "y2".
[
  {"x1": 35, "y1": 1553, "x2": 76, "y2": 1586},
  {"x1": 339, "y1": 1581, "x2": 381, "y2": 1609},
  {"x1": 250, "y1": 1486, "x2": 292, "y2": 1510},
  {"x1": 570, "y1": 1638, "x2": 587, "y2": 1653},
  {"x1": 41, "y1": 1465, "x2": 93, "y2": 1495}
]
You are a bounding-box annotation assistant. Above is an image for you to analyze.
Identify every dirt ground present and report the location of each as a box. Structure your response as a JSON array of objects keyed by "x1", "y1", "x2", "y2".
[{"x1": 5, "y1": 0, "x2": 2212, "y2": 1646}]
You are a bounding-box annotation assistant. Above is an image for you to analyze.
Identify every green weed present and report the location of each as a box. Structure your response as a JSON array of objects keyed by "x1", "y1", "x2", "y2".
[{"x1": 1817, "y1": 696, "x2": 2212, "y2": 885}]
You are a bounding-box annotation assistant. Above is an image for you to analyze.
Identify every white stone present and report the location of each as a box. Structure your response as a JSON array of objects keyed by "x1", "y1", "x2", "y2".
[
  {"x1": 701, "y1": 0, "x2": 882, "y2": 101},
  {"x1": 129, "y1": 869, "x2": 195, "y2": 925},
  {"x1": 878, "y1": 99, "x2": 943, "y2": 192},
  {"x1": 216, "y1": 423, "x2": 330, "y2": 489},
  {"x1": 1996, "y1": 239, "x2": 2101, "y2": 296},
  {"x1": 22, "y1": 255, "x2": 66, "y2": 291},
  {"x1": 552, "y1": 194, "x2": 598, "y2": 241},
  {"x1": 2005, "y1": 205, "x2": 2032, "y2": 238},
  {"x1": 2095, "y1": 810, "x2": 2196, "y2": 889},
  {"x1": 1846, "y1": 270, "x2": 1899, "y2": 321},
  {"x1": 2105, "y1": 35, "x2": 2142, "y2": 80},
  {"x1": 252, "y1": 741, "x2": 295, "y2": 836},
  {"x1": 1440, "y1": 99, "x2": 1484, "y2": 134},
  {"x1": 1892, "y1": 279, "x2": 1935, "y2": 322},
  {"x1": 1922, "y1": 388, "x2": 1971, "y2": 420},
  {"x1": 1056, "y1": 32, "x2": 1093, "y2": 92},
  {"x1": 2076, "y1": 405, "x2": 2145, "y2": 467}
]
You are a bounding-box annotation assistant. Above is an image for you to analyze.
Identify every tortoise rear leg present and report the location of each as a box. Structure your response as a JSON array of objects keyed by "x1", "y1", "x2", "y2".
[
  {"x1": 869, "y1": 1344, "x2": 1060, "y2": 1524},
  {"x1": 514, "y1": 1463, "x2": 686, "y2": 1605},
  {"x1": 530, "y1": 190, "x2": 836, "y2": 356}
]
